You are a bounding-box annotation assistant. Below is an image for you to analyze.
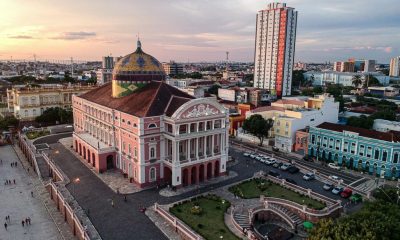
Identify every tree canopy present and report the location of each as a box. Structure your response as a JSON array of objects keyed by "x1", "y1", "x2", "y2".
[
  {"x1": 0, "y1": 116, "x2": 19, "y2": 130},
  {"x1": 309, "y1": 200, "x2": 400, "y2": 240},
  {"x1": 352, "y1": 75, "x2": 362, "y2": 88},
  {"x1": 35, "y1": 107, "x2": 73, "y2": 124},
  {"x1": 207, "y1": 84, "x2": 221, "y2": 95},
  {"x1": 242, "y1": 114, "x2": 274, "y2": 146}
]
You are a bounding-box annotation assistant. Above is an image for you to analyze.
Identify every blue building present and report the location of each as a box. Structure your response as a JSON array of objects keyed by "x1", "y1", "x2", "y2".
[{"x1": 308, "y1": 122, "x2": 400, "y2": 178}]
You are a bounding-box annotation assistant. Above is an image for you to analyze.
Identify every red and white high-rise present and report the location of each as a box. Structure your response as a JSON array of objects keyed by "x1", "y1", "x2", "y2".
[{"x1": 253, "y1": 2, "x2": 297, "y2": 98}]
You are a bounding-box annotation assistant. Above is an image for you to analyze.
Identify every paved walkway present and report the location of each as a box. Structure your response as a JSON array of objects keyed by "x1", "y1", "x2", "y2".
[
  {"x1": 59, "y1": 137, "x2": 140, "y2": 194},
  {"x1": 0, "y1": 145, "x2": 66, "y2": 240}
]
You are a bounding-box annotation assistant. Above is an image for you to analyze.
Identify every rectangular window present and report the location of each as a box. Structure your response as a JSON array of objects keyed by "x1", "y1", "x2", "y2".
[{"x1": 343, "y1": 141, "x2": 348, "y2": 152}]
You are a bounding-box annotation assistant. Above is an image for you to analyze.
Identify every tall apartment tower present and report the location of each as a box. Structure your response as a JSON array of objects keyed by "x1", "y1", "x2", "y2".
[
  {"x1": 390, "y1": 56, "x2": 400, "y2": 77},
  {"x1": 253, "y1": 2, "x2": 297, "y2": 98}
]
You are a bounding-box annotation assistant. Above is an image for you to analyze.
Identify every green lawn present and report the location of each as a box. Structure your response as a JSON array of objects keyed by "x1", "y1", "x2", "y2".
[
  {"x1": 26, "y1": 130, "x2": 50, "y2": 140},
  {"x1": 170, "y1": 195, "x2": 239, "y2": 240},
  {"x1": 229, "y1": 178, "x2": 326, "y2": 210}
]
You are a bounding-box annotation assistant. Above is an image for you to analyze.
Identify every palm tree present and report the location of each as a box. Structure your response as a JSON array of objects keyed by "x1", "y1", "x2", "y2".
[{"x1": 352, "y1": 75, "x2": 362, "y2": 88}]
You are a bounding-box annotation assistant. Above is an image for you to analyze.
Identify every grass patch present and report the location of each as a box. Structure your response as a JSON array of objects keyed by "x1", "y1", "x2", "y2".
[
  {"x1": 26, "y1": 130, "x2": 50, "y2": 140},
  {"x1": 229, "y1": 178, "x2": 326, "y2": 210},
  {"x1": 170, "y1": 194, "x2": 239, "y2": 240}
]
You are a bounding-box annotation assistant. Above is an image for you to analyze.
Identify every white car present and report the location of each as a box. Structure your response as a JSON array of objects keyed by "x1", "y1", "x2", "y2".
[
  {"x1": 328, "y1": 163, "x2": 341, "y2": 170},
  {"x1": 243, "y1": 152, "x2": 250, "y2": 157},
  {"x1": 250, "y1": 154, "x2": 256, "y2": 159},
  {"x1": 280, "y1": 163, "x2": 292, "y2": 171},
  {"x1": 265, "y1": 159, "x2": 276, "y2": 165},
  {"x1": 255, "y1": 156, "x2": 263, "y2": 161},
  {"x1": 329, "y1": 175, "x2": 341, "y2": 181}
]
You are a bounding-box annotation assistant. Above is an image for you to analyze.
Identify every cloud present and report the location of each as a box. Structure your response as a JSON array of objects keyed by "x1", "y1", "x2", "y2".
[
  {"x1": 51, "y1": 31, "x2": 96, "y2": 40},
  {"x1": 8, "y1": 35, "x2": 35, "y2": 39}
]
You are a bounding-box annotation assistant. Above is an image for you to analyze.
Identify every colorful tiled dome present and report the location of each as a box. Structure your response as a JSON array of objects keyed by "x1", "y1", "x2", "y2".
[{"x1": 112, "y1": 39, "x2": 166, "y2": 98}]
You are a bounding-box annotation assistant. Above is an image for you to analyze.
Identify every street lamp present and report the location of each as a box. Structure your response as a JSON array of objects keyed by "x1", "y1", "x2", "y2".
[{"x1": 72, "y1": 177, "x2": 80, "y2": 196}]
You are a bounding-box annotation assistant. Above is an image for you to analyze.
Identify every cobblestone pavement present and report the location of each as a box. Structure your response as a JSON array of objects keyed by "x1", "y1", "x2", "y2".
[
  {"x1": 59, "y1": 137, "x2": 140, "y2": 194},
  {"x1": 0, "y1": 145, "x2": 66, "y2": 240}
]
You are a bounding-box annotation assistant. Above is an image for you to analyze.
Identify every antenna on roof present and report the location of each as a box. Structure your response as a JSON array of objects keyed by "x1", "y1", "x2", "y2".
[{"x1": 137, "y1": 33, "x2": 141, "y2": 49}]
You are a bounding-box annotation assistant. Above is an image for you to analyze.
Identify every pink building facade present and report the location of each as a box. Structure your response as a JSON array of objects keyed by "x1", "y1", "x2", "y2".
[{"x1": 72, "y1": 41, "x2": 229, "y2": 188}]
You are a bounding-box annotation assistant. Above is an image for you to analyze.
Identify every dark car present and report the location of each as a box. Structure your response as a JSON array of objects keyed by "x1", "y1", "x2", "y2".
[
  {"x1": 287, "y1": 166, "x2": 300, "y2": 174},
  {"x1": 272, "y1": 162, "x2": 283, "y2": 168},
  {"x1": 285, "y1": 178, "x2": 297, "y2": 185},
  {"x1": 303, "y1": 156, "x2": 313, "y2": 162},
  {"x1": 272, "y1": 146, "x2": 280, "y2": 152},
  {"x1": 268, "y1": 170, "x2": 281, "y2": 178}
]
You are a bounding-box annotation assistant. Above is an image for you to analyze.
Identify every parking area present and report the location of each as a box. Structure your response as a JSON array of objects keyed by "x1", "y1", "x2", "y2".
[{"x1": 229, "y1": 147, "x2": 364, "y2": 208}]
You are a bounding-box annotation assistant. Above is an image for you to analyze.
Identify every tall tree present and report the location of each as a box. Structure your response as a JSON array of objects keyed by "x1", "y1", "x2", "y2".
[
  {"x1": 242, "y1": 114, "x2": 274, "y2": 146},
  {"x1": 352, "y1": 74, "x2": 363, "y2": 88}
]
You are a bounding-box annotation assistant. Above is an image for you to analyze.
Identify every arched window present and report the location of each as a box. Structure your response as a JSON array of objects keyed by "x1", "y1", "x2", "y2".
[
  {"x1": 394, "y1": 152, "x2": 399, "y2": 163},
  {"x1": 148, "y1": 123, "x2": 157, "y2": 128},
  {"x1": 149, "y1": 167, "x2": 156, "y2": 181},
  {"x1": 382, "y1": 150, "x2": 388, "y2": 162},
  {"x1": 374, "y1": 149, "x2": 380, "y2": 160},
  {"x1": 150, "y1": 147, "x2": 155, "y2": 159}
]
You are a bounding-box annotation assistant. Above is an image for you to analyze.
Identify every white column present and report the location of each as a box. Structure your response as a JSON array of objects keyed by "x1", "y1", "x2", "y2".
[
  {"x1": 172, "y1": 140, "x2": 177, "y2": 163},
  {"x1": 186, "y1": 139, "x2": 190, "y2": 161},
  {"x1": 203, "y1": 136, "x2": 207, "y2": 157},
  {"x1": 196, "y1": 137, "x2": 199, "y2": 160},
  {"x1": 211, "y1": 134, "x2": 215, "y2": 156}
]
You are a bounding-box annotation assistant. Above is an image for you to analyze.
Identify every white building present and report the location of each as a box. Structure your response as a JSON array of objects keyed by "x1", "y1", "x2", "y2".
[
  {"x1": 373, "y1": 119, "x2": 400, "y2": 132},
  {"x1": 390, "y1": 56, "x2": 400, "y2": 77},
  {"x1": 304, "y1": 71, "x2": 390, "y2": 86},
  {"x1": 253, "y1": 2, "x2": 297, "y2": 98},
  {"x1": 96, "y1": 68, "x2": 113, "y2": 85}
]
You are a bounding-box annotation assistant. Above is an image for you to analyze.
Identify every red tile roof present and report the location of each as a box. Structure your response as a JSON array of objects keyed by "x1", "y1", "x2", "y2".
[
  {"x1": 79, "y1": 81, "x2": 194, "y2": 117},
  {"x1": 316, "y1": 122, "x2": 400, "y2": 142}
]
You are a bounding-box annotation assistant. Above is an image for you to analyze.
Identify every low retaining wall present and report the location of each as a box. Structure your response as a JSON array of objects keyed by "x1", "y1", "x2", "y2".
[
  {"x1": 154, "y1": 203, "x2": 203, "y2": 240},
  {"x1": 17, "y1": 133, "x2": 100, "y2": 240}
]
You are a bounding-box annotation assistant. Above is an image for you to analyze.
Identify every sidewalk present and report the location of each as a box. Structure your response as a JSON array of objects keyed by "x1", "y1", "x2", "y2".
[
  {"x1": 0, "y1": 144, "x2": 75, "y2": 240},
  {"x1": 59, "y1": 137, "x2": 141, "y2": 194}
]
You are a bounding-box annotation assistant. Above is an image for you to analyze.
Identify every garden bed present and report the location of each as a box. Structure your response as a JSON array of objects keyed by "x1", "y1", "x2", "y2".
[
  {"x1": 170, "y1": 194, "x2": 239, "y2": 240},
  {"x1": 26, "y1": 130, "x2": 50, "y2": 140},
  {"x1": 229, "y1": 178, "x2": 326, "y2": 210}
]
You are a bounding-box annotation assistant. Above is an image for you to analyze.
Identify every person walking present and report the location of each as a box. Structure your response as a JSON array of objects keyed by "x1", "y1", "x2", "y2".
[
  {"x1": 28, "y1": 217, "x2": 31, "y2": 225},
  {"x1": 31, "y1": 191, "x2": 34, "y2": 197},
  {"x1": 4, "y1": 222, "x2": 7, "y2": 230},
  {"x1": 13, "y1": 179, "x2": 15, "y2": 184},
  {"x1": 22, "y1": 220, "x2": 25, "y2": 227},
  {"x1": 111, "y1": 199, "x2": 114, "y2": 208}
]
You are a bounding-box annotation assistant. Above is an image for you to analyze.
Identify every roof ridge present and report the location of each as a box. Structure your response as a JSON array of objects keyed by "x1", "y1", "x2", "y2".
[
  {"x1": 143, "y1": 82, "x2": 163, "y2": 116},
  {"x1": 164, "y1": 95, "x2": 175, "y2": 115}
]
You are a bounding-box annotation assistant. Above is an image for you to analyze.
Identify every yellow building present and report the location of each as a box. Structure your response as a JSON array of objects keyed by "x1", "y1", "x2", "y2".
[{"x1": 7, "y1": 84, "x2": 97, "y2": 120}]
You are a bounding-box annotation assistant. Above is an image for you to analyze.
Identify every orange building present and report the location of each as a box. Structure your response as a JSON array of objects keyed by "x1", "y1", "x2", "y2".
[
  {"x1": 229, "y1": 104, "x2": 253, "y2": 136},
  {"x1": 294, "y1": 128, "x2": 309, "y2": 155}
]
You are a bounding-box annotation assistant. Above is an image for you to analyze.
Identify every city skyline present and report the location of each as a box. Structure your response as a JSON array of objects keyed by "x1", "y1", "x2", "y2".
[{"x1": 1, "y1": 0, "x2": 399, "y2": 63}]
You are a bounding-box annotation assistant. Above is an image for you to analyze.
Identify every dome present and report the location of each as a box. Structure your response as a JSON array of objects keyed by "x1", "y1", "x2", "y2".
[
  {"x1": 112, "y1": 39, "x2": 166, "y2": 98},
  {"x1": 113, "y1": 39, "x2": 165, "y2": 80}
]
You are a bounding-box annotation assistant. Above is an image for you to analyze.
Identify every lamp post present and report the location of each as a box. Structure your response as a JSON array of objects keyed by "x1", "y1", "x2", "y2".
[{"x1": 72, "y1": 177, "x2": 80, "y2": 196}]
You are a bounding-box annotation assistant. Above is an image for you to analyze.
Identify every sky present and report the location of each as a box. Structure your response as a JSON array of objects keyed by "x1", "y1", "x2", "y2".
[{"x1": 0, "y1": 0, "x2": 399, "y2": 63}]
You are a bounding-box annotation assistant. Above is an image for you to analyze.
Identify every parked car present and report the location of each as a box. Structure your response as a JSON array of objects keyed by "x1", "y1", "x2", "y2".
[
  {"x1": 329, "y1": 175, "x2": 341, "y2": 182},
  {"x1": 303, "y1": 173, "x2": 315, "y2": 181},
  {"x1": 255, "y1": 156, "x2": 263, "y2": 161},
  {"x1": 268, "y1": 170, "x2": 281, "y2": 178},
  {"x1": 350, "y1": 193, "x2": 363, "y2": 203},
  {"x1": 328, "y1": 163, "x2": 341, "y2": 170},
  {"x1": 303, "y1": 156, "x2": 313, "y2": 162},
  {"x1": 272, "y1": 162, "x2": 283, "y2": 168},
  {"x1": 280, "y1": 163, "x2": 292, "y2": 171},
  {"x1": 340, "y1": 188, "x2": 353, "y2": 198},
  {"x1": 272, "y1": 146, "x2": 280, "y2": 152},
  {"x1": 287, "y1": 166, "x2": 300, "y2": 174},
  {"x1": 243, "y1": 152, "x2": 250, "y2": 157},
  {"x1": 332, "y1": 186, "x2": 344, "y2": 195},
  {"x1": 285, "y1": 178, "x2": 297, "y2": 185},
  {"x1": 250, "y1": 154, "x2": 256, "y2": 159},
  {"x1": 323, "y1": 182, "x2": 334, "y2": 191},
  {"x1": 265, "y1": 158, "x2": 276, "y2": 165}
]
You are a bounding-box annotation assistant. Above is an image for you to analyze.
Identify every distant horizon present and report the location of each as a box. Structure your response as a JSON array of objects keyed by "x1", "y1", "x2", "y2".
[{"x1": 1, "y1": 0, "x2": 399, "y2": 63}]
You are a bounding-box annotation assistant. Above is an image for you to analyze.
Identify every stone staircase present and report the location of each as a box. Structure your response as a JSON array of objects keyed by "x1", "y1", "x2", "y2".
[
  {"x1": 233, "y1": 213, "x2": 251, "y2": 229},
  {"x1": 269, "y1": 203, "x2": 302, "y2": 225}
]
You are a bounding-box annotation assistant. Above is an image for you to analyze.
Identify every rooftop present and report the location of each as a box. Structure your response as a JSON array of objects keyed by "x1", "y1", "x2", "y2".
[
  {"x1": 79, "y1": 81, "x2": 194, "y2": 117},
  {"x1": 316, "y1": 122, "x2": 400, "y2": 142}
]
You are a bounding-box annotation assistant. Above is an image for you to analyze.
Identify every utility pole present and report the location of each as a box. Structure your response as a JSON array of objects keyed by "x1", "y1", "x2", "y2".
[{"x1": 70, "y1": 57, "x2": 74, "y2": 78}]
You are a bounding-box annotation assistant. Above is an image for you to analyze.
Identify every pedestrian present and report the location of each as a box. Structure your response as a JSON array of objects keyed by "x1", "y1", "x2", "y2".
[
  {"x1": 11, "y1": 163, "x2": 13, "y2": 167},
  {"x1": 111, "y1": 199, "x2": 114, "y2": 208},
  {"x1": 4, "y1": 222, "x2": 7, "y2": 230},
  {"x1": 13, "y1": 179, "x2": 15, "y2": 184},
  {"x1": 116, "y1": 188, "x2": 120, "y2": 195},
  {"x1": 124, "y1": 195, "x2": 127, "y2": 202},
  {"x1": 28, "y1": 217, "x2": 31, "y2": 225},
  {"x1": 25, "y1": 218, "x2": 28, "y2": 225},
  {"x1": 27, "y1": 168, "x2": 30, "y2": 172},
  {"x1": 15, "y1": 162, "x2": 17, "y2": 167},
  {"x1": 31, "y1": 191, "x2": 34, "y2": 197},
  {"x1": 22, "y1": 220, "x2": 25, "y2": 227}
]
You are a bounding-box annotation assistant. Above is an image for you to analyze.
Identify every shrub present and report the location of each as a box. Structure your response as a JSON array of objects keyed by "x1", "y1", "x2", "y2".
[
  {"x1": 197, "y1": 223, "x2": 204, "y2": 229},
  {"x1": 190, "y1": 205, "x2": 202, "y2": 215}
]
